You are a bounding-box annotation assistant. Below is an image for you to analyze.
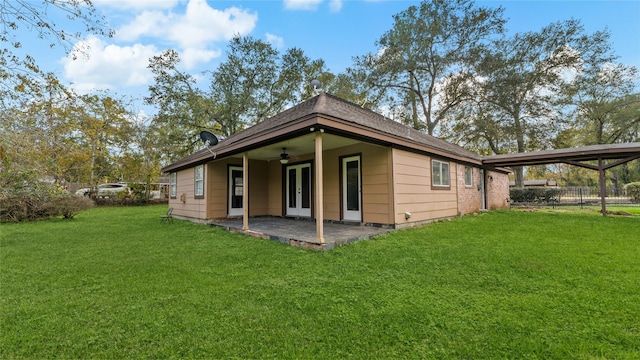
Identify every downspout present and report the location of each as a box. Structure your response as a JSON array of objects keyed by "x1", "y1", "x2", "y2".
[{"x1": 480, "y1": 169, "x2": 487, "y2": 211}]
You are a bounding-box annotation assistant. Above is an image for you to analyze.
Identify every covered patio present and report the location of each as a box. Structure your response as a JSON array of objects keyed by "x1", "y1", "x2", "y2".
[{"x1": 209, "y1": 217, "x2": 393, "y2": 250}]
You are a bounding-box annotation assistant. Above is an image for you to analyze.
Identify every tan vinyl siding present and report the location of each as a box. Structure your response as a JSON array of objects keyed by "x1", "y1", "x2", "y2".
[
  {"x1": 206, "y1": 160, "x2": 232, "y2": 218},
  {"x1": 361, "y1": 145, "x2": 394, "y2": 225},
  {"x1": 321, "y1": 150, "x2": 340, "y2": 221},
  {"x1": 204, "y1": 158, "x2": 271, "y2": 218},
  {"x1": 169, "y1": 166, "x2": 207, "y2": 220},
  {"x1": 320, "y1": 142, "x2": 393, "y2": 224},
  {"x1": 267, "y1": 160, "x2": 283, "y2": 216},
  {"x1": 392, "y1": 148, "x2": 458, "y2": 225},
  {"x1": 206, "y1": 159, "x2": 242, "y2": 219},
  {"x1": 248, "y1": 159, "x2": 269, "y2": 216}
]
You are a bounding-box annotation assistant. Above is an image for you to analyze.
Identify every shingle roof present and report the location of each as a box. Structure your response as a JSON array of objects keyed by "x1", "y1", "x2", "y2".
[
  {"x1": 313, "y1": 93, "x2": 481, "y2": 160},
  {"x1": 162, "y1": 92, "x2": 482, "y2": 172}
]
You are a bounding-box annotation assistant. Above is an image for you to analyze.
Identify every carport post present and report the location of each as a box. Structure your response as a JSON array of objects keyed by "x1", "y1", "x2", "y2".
[{"x1": 598, "y1": 157, "x2": 607, "y2": 216}]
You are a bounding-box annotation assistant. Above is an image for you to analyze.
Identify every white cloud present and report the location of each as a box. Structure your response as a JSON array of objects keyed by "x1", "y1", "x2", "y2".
[
  {"x1": 93, "y1": 0, "x2": 182, "y2": 10},
  {"x1": 283, "y1": 0, "x2": 342, "y2": 12},
  {"x1": 115, "y1": 0, "x2": 257, "y2": 69},
  {"x1": 170, "y1": 1, "x2": 257, "y2": 47},
  {"x1": 181, "y1": 47, "x2": 221, "y2": 69},
  {"x1": 283, "y1": 0, "x2": 323, "y2": 11},
  {"x1": 328, "y1": 0, "x2": 342, "y2": 12},
  {"x1": 115, "y1": 10, "x2": 171, "y2": 42},
  {"x1": 62, "y1": 36, "x2": 158, "y2": 93},
  {"x1": 265, "y1": 33, "x2": 284, "y2": 49}
]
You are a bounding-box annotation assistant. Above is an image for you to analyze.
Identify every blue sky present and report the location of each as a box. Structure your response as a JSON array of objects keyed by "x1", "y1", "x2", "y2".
[{"x1": 18, "y1": 0, "x2": 640, "y2": 114}]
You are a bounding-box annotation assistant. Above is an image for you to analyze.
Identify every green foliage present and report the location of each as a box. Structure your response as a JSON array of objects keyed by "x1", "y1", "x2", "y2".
[
  {"x1": 128, "y1": 183, "x2": 149, "y2": 204},
  {"x1": 509, "y1": 187, "x2": 562, "y2": 203},
  {"x1": 355, "y1": 0, "x2": 506, "y2": 135},
  {"x1": 0, "y1": 192, "x2": 94, "y2": 223},
  {"x1": 1, "y1": 1, "x2": 112, "y2": 104},
  {"x1": 42, "y1": 194, "x2": 95, "y2": 219},
  {"x1": 210, "y1": 36, "x2": 328, "y2": 135},
  {"x1": 625, "y1": 182, "x2": 640, "y2": 203},
  {"x1": 564, "y1": 56, "x2": 639, "y2": 145},
  {"x1": 0, "y1": 164, "x2": 93, "y2": 222},
  {"x1": 1, "y1": 207, "x2": 639, "y2": 358},
  {"x1": 146, "y1": 38, "x2": 332, "y2": 161}
]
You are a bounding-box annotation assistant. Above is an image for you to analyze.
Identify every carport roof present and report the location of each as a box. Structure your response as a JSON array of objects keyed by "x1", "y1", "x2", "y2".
[{"x1": 482, "y1": 143, "x2": 640, "y2": 167}]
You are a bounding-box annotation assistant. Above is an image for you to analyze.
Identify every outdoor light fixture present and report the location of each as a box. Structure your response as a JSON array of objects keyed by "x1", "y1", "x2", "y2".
[{"x1": 280, "y1": 148, "x2": 289, "y2": 164}]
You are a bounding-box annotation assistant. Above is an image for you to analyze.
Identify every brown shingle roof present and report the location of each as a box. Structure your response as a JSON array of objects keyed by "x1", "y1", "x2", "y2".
[{"x1": 162, "y1": 92, "x2": 482, "y2": 172}]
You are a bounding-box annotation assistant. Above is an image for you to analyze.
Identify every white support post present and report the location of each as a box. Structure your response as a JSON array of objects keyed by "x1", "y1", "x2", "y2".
[{"x1": 315, "y1": 131, "x2": 324, "y2": 243}]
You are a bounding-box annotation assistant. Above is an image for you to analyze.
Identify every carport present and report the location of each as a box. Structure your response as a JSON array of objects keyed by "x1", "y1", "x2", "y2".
[{"x1": 482, "y1": 143, "x2": 640, "y2": 215}]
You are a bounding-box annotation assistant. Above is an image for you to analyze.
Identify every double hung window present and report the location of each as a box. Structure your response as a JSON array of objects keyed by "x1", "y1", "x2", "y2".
[
  {"x1": 432, "y1": 160, "x2": 450, "y2": 188},
  {"x1": 194, "y1": 165, "x2": 204, "y2": 198},
  {"x1": 170, "y1": 173, "x2": 177, "y2": 198}
]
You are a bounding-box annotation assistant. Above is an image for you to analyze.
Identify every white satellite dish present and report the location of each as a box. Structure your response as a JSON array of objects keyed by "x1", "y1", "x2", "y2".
[{"x1": 311, "y1": 79, "x2": 323, "y2": 95}]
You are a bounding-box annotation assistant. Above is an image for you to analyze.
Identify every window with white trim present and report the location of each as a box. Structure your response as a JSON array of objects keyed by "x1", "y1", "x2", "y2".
[
  {"x1": 170, "y1": 172, "x2": 177, "y2": 198},
  {"x1": 194, "y1": 165, "x2": 204, "y2": 198},
  {"x1": 432, "y1": 159, "x2": 450, "y2": 187},
  {"x1": 465, "y1": 166, "x2": 473, "y2": 186}
]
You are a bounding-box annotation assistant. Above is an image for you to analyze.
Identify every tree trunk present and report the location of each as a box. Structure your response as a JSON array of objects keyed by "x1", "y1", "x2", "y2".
[
  {"x1": 513, "y1": 112, "x2": 526, "y2": 187},
  {"x1": 513, "y1": 166, "x2": 524, "y2": 188}
]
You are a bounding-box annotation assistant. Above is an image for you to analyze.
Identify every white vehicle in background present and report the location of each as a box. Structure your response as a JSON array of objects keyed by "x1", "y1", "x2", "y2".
[
  {"x1": 75, "y1": 183, "x2": 130, "y2": 198},
  {"x1": 75, "y1": 187, "x2": 91, "y2": 196}
]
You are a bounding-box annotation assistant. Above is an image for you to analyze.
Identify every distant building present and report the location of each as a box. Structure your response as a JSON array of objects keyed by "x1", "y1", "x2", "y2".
[{"x1": 509, "y1": 180, "x2": 557, "y2": 187}]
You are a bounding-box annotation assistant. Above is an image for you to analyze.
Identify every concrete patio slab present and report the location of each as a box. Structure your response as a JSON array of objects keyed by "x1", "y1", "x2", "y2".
[{"x1": 209, "y1": 217, "x2": 393, "y2": 250}]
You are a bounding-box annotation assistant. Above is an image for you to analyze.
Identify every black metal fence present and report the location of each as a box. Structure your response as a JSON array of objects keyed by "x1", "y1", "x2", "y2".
[{"x1": 509, "y1": 186, "x2": 640, "y2": 208}]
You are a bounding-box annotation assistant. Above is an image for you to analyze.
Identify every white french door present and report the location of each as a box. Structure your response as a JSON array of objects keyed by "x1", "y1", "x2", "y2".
[
  {"x1": 342, "y1": 156, "x2": 361, "y2": 221},
  {"x1": 286, "y1": 163, "x2": 312, "y2": 217},
  {"x1": 228, "y1": 166, "x2": 243, "y2": 217}
]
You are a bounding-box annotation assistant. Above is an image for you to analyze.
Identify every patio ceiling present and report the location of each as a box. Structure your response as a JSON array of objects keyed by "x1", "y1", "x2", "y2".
[{"x1": 225, "y1": 132, "x2": 362, "y2": 161}]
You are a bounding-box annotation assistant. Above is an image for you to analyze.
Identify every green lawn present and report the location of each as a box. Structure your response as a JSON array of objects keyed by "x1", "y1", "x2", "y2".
[{"x1": 1, "y1": 206, "x2": 639, "y2": 359}]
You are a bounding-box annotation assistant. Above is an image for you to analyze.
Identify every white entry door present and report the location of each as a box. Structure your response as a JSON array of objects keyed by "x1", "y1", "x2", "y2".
[
  {"x1": 228, "y1": 166, "x2": 243, "y2": 217},
  {"x1": 342, "y1": 156, "x2": 361, "y2": 221},
  {"x1": 286, "y1": 163, "x2": 312, "y2": 217}
]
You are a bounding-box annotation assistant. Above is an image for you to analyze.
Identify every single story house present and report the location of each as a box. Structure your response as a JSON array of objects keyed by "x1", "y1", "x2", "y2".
[
  {"x1": 509, "y1": 180, "x2": 558, "y2": 187},
  {"x1": 161, "y1": 92, "x2": 510, "y2": 247}
]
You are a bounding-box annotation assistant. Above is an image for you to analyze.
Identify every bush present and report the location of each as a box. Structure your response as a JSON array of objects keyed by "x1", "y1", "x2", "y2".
[
  {"x1": 509, "y1": 187, "x2": 562, "y2": 204},
  {"x1": 0, "y1": 194, "x2": 94, "y2": 222},
  {"x1": 0, "y1": 167, "x2": 94, "y2": 222},
  {"x1": 128, "y1": 183, "x2": 148, "y2": 204},
  {"x1": 625, "y1": 182, "x2": 640, "y2": 203},
  {"x1": 42, "y1": 195, "x2": 95, "y2": 219}
]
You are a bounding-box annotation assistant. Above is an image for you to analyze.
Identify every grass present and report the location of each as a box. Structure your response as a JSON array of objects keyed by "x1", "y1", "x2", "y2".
[{"x1": 1, "y1": 206, "x2": 639, "y2": 359}]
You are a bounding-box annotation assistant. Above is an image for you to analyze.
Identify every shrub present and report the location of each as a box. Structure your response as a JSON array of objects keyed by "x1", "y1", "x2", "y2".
[
  {"x1": 42, "y1": 195, "x2": 95, "y2": 219},
  {"x1": 509, "y1": 187, "x2": 561, "y2": 204},
  {"x1": 128, "y1": 183, "x2": 148, "y2": 204},
  {"x1": 625, "y1": 182, "x2": 640, "y2": 203},
  {"x1": 0, "y1": 194, "x2": 95, "y2": 222},
  {"x1": 0, "y1": 167, "x2": 94, "y2": 222}
]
